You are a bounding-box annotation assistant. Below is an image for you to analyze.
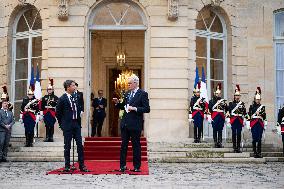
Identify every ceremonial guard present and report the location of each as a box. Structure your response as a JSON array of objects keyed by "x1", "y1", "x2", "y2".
[
  {"x1": 189, "y1": 82, "x2": 207, "y2": 143},
  {"x1": 208, "y1": 83, "x2": 228, "y2": 148},
  {"x1": 277, "y1": 105, "x2": 284, "y2": 156},
  {"x1": 247, "y1": 87, "x2": 267, "y2": 158},
  {"x1": 41, "y1": 79, "x2": 58, "y2": 142},
  {"x1": 19, "y1": 86, "x2": 40, "y2": 147},
  {"x1": 227, "y1": 85, "x2": 246, "y2": 153},
  {"x1": 0, "y1": 86, "x2": 13, "y2": 111}
]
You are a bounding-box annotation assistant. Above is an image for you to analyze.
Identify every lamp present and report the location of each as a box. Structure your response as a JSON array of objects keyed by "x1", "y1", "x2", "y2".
[{"x1": 115, "y1": 31, "x2": 126, "y2": 67}]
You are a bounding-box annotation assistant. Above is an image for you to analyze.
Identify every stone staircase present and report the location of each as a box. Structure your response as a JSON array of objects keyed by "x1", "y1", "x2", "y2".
[
  {"x1": 8, "y1": 137, "x2": 77, "y2": 162},
  {"x1": 7, "y1": 137, "x2": 284, "y2": 163},
  {"x1": 148, "y1": 139, "x2": 284, "y2": 163}
]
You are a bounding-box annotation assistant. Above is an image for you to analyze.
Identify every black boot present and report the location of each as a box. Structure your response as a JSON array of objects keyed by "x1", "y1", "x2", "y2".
[
  {"x1": 236, "y1": 133, "x2": 242, "y2": 153},
  {"x1": 257, "y1": 141, "x2": 262, "y2": 158},
  {"x1": 25, "y1": 133, "x2": 29, "y2": 147},
  {"x1": 252, "y1": 141, "x2": 257, "y2": 158},
  {"x1": 218, "y1": 131, "x2": 222, "y2": 148},
  {"x1": 283, "y1": 143, "x2": 284, "y2": 157},
  {"x1": 44, "y1": 127, "x2": 49, "y2": 142},
  {"x1": 213, "y1": 129, "x2": 218, "y2": 147},
  {"x1": 194, "y1": 126, "x2": 198, "y2": 143},
  {"x1": 29, "y1": 133, "x2": 34, "y2": 147},
  {"x1": 232, "y1": 133, "x2": 237, "y2": 152},
  {"x1": 49, "y1": 126, "x2": 54, "y2": 142}
]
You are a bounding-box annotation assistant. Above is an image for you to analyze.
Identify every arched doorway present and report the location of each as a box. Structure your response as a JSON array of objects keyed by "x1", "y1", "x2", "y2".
[{"x1": 85, "y1": 0, "x2": 148, "y2": 137}]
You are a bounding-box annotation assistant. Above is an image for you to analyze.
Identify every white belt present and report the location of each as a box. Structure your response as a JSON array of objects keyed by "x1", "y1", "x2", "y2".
[
  {"x1": 193, "y1": 108, "x2": 203, "y2": 111},
  {"x1": 252, "y1": 116, "x2": 263, "y2": 120},
  {"x1": 231, "y1": 113, "x2": 243, "y2": 117},
  {"x1": 45, "y1": 106, "x2": 55, "y2": 109},
  {"x1": 213, "y1": 109, "x2": 224, "y2": 113}
]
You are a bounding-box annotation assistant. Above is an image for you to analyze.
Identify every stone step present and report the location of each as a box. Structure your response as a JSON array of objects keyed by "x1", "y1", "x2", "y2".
[
  {"x1": 264, "y1": 157, "x2": 284, "y2": 162},
  {"x1": 8, "y1": 151, "x2": 77, "y2": 157},
  {"x1": 8, "y1": 146, "x2": 73, "y2": 152},
  {"x1": 7, "y1": 156, "x2": 68, "y2": 162},
  {"x1": 149, "y1": 157, "x2": 266, "y2": 163},
  {"x1": 9, "y1": 142, "x2": 64, "y2": 147}
]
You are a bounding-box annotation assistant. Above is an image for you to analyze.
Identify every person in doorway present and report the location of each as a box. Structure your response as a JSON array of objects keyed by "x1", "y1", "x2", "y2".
[
  {"x1": 92, "y1": 90, "x2": 107, "y2": 137},
  {"x1": 277, "y1": 105, "x2": 284, "y2": 156},
  {"x1": 0, "y1": 100, "x2": 15, "y2": 162},
  {"x1": 41, "y1": 79, "x2": 58, "y2": 142},
  {"x1": 189, "y1": 82, "x2": 207, "y2": 143},
  {"x1": 112, "y1": 75, "x2": 150, "y2": 172},
  {"x1": 227, "y1": 85, "x2": 246, "y2": 153},
  {"x1": 247, "y1": 87, "x2": 267, "y2": 158},
  {"x1": 56, "y1": 80, "x2": 89, "y2": 172},
  {"x1": 208, "y1": 83, "x2": 228, "y2": 148}
]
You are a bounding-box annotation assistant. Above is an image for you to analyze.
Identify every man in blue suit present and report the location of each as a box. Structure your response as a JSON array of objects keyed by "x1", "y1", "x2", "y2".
[
  {"x1": 112, "y1": 75, "x2": 150, "y2": 172},
  {"x1": 91, "y1": 90, "x2": 107, "y2": 137},
  {"x1": 56, "y1": 80, "x2": 89, "y2": 172}
]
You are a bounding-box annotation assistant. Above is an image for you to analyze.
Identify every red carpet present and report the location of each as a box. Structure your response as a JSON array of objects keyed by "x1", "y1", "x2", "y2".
[
  {"x1": 47, "y1": 137, "x2": 149, "y2": 175},
  {"x1": 46, "y1": 160, "x2": 149, "y2": 175}
]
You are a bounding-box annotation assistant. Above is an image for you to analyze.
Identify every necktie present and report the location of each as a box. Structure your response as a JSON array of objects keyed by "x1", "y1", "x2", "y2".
[
  {"x1": 129, "y1": 91, "x2": 134, "y2": 102},
  {"x1": 70, "y1": 96, "x2": 77, "y2": 119},
  {"x1": 4, "y1": 110, "x2": 8, "y2": 117}
]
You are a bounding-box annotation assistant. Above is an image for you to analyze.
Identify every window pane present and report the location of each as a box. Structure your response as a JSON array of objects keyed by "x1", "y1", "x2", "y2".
[
  {"x1": 14, "y1": 102, "x2": 22, "y2": 120},
  {"x1": 210, "y1": 60, "x2": 223, "y2": 80},
  {"x1": 24, "y1": 9, "x2": 41, "y2": 30},
  {"x1": 210, "y1": 39, "x2": 223, "y2": 59},
  {"x1": 275, "y1": 12, "x2": 284, "y2": 37},
  {"x1": 276, "y1": 43, "x2": 284, "y2": 69},
  {"x1": 276, "y1": 97, "x2": 284, "y2": 110},
  {"x1": 16, "y1": 38, "x2": 28, "y2": 59},
  {"x1": 122, "y1": 5, "x2": 144, "y2": 25},
  {"x1": 93, "y1": 6, "x2": 116, "y2": 25},
  {"x1": 196, "y1": 58, "x2": 206, "y2": 79},
  {"x1": 32, "y1": 57, "x2": 42, "y2": 78},
  {"x1": 15, "y1": 59, "x2": 28, "y2": 80},
  {"x1": 211, "y1": 81, "x2": 224, "y2": 98},
  {"x1": 276, "y1": 71, "x2": 284, "y2": 96},
  {"x1": 32, "y1": 36, "x2": 42, "y2": 57},
  {"x1": 210, "y1": 15, "x2": 223, "y2": 33},
  {"x1": 16, "y1": 15, "x2": 29, "y2": 32},
  {"x1": 15, "y1": 80, "x2": 27, "y2": 101},
  {"x1": 196, "y1": 37, "x2": 206, "y2": 57}
]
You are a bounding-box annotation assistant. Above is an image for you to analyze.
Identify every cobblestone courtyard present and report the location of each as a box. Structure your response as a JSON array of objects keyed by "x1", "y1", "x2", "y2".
[{"x1": 0, "y1": 162, "x2": 283, "y2": 189}]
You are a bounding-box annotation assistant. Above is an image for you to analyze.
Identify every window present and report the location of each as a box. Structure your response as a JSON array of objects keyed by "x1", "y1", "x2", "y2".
[
  {"x1": 12, "y1": 8, "x2": 42, "y2": 120},
  {"x1": 196, "y1": 8, "x2": 227, "y2": 99},
  {"x1": 274, "y1": 11, "x2": 284, "y2": 113}
]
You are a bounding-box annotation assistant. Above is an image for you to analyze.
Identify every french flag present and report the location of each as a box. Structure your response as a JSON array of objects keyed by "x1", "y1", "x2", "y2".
[
  {"x1": 34, "y1": 64, "x2": 42, "y2": 100},
  {"x1": 200, "y1": 66, "x2": 209, "y2": 107}
]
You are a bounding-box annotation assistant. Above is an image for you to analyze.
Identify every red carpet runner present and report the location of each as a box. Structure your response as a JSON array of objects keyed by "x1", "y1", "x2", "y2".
[{"x1": 47, "y1": 137, "x2": 149, "y2": 175}]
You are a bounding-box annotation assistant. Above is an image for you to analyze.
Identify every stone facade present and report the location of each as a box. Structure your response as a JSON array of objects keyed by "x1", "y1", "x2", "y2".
[{"x1": 0, "y1": 0, "x2": 283, "y2": 144}]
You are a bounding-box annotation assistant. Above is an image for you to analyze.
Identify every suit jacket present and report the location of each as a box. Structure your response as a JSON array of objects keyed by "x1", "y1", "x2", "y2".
[
  {"x1": 92, "y1": 97, "x2": 107, "y2": 118},
  {"x1": 116, "y1": 89, "x2": 150, "y2": 131},
  {"x1": 0, "y1": 109, "x2": 15, "y2": 133},
  {"x1": 74, "y1": 91, "x2": 84, "y2": 113},
  {"x1": 56, "y1": 93, "x2": 81, "y2": 131}
]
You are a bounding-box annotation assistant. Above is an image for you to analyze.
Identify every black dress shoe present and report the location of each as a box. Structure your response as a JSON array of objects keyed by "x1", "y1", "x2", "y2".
[
  {"x1": 63, "y1": 167, "x2": 70, "y2": 172},
  {"x1": 43, "y1": 138, "x2": 49, "y2": 142},
  {"x1": 118, "y1": 166, "x2": 127, "y2": 172},
  {"x1": 132, "y1": 168, "x2": 141, "y2": 172},
  {"x1": 79, "y1": 166, "x2": 90, "y2": 172}
]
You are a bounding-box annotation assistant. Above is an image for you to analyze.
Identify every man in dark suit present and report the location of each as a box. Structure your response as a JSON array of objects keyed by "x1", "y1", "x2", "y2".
[
  {"x1": 74, "y1": 82, "x2": 84, "y2": 118},
  {"x1": 0, "y1": 100, "x2": 15, "y2": 162},
  {"x1": 112, "y1": 75, "x2": 150, "y2": 172},
  {"x1": 56, "y1": 80, "x2": 89, "y2": 172},
  {"x1": 92, "y1": 90, "x2": 107, "y2": 137}
]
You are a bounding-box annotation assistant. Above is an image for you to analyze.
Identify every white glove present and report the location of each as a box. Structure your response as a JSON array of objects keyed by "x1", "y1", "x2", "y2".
[
  {"x1": 264, "y1": 120, "x2": 268, "y2": 127},
  {"x1": 188, "y1": 118, "x2": 194, "y2": 124},
  {"x1": 19, "y1": 118, "x2": 23, "y2": 124},
  {"x1": 188, "y1": 114, "x2": 192, "y2": 119},
  {"x1": 80, "y1": 111, "x2": 84, "y2": 118},
  {"x1": 36, "y1": 115, "x2": 40, "y2": 123},
  {"x1": 40, "y1": 111, "x2": 43, "y2": 116},
  {"x1": 246, "y1": 121, "x2": 251, "y2": 130},
  {"x1": 225, "y1": 118, "x2": 231, "y2": 128},
  {"x1": 20, "y1": 114, "x2": 23, "y2": 119},
  {"x1": 207, "y1": 115, "x2": 212, "y2": 124},
  {"x1": 276, "y1": 126, "x2": 281, "y2": 135}
]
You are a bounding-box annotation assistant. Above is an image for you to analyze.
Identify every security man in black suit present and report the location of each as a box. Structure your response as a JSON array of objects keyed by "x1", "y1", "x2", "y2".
[
  {"x1": 56, "y1": 80, "x2": 89, "y2": 172},
  {"x1": 92, "y1": 90, "x2": 107, "y2": 137},
  {"x1": 74, "y1": 82, "x2": 84, "y2": 120},
  {"x1": 112, "y1": 75, "x2": 150, "y2": 172}
]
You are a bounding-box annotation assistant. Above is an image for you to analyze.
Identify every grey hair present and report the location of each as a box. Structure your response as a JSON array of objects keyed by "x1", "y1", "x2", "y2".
[{"x1": 129, "y1": 74, "x2": 139, "y2": 85}]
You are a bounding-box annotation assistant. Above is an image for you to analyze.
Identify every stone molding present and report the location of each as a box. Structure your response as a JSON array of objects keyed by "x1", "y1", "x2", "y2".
[
  {"x1": 58, "y1": 0, "x2": 69, "y2": 21},
  {"x1": 168, "y1": 0, "x2": 179, "y2": 21}
]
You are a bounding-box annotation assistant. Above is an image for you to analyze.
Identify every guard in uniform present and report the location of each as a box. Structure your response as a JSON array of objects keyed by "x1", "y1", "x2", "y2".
[
  {"x1": 189, "y1": 82, "x2": 207, "y2": 143},
  {"x1": 208, "y1": 83, "x2": 228, "y2": 148},
  {"x1": 41, "y1": 79, "x2": 58, "y2": 142},
  {"x1": 227, "y1": 85, "x2": 246, "y2": 153},
  {"x1": 0, "y1": 86, "x2": 13, "y2": 111},
  {"x1": 247, "y1": 87, "x2": 267, "y2": 158},
  {"x1": 277, "y1": 105, "x2": 284, "y2": 156},
  {"x1": 20, "y1": 86, "x2": 40, "y2": 147}
]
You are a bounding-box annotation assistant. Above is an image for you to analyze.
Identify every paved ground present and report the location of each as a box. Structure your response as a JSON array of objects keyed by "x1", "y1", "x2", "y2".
[{"x1": 0, "y1": 162, "x2": 283, "y2": 189}]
